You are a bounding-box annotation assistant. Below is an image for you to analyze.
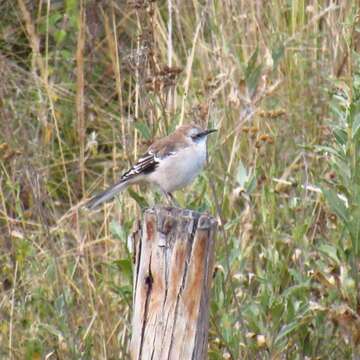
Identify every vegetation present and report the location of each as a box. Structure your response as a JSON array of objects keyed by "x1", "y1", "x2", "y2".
[{"x1": 1, "y1": 0, "x2": 360, "y2": 358}]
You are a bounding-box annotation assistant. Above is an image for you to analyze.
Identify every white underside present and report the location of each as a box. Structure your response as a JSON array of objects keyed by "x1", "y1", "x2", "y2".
[{"x1": 147, "y1": 138, "x2": 207, "y2": 193}]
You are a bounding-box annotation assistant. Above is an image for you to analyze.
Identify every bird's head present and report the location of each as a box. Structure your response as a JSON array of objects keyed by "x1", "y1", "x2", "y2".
[{"x1": 178, "y1": 124, "x2": 217, "y2": 142}]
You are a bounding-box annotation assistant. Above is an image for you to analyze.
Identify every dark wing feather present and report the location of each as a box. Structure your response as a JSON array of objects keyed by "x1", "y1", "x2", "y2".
[
  {"x1": 120, "y1": 151, "x2": 159, "y2": 181},
  {"x1": 85, "y1": 152, "x2": 158, "y2": 210}
]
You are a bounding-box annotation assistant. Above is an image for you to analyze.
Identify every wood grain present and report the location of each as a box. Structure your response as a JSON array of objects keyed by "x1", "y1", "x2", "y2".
[{"x1": 130, "y1": 207, "x2": 217, "y2": 360}]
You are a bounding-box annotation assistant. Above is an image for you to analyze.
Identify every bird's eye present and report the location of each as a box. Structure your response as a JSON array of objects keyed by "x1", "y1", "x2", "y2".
[{"x1": 191, "y1": 133, "x2": 202, "y2": 139}]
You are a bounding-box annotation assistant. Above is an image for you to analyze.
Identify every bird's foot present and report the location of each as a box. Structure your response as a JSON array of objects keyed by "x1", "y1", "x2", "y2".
[
  {"x1": 158, "y1": 187, "x2": 180, "y2": 208},
  {"x1": 166, "y1": 192, "x2": 180, "y2": 207}
]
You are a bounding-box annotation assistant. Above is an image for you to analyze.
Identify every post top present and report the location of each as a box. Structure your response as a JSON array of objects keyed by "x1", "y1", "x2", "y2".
[{"x1": 144, "y1": 206, "x2": 218, "y2": 229}]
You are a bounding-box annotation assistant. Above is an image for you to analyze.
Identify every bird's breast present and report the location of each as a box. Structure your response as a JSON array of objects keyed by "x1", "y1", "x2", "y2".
[{"x1": 148, "y1": 141, "x2": 207, "y2": 192}]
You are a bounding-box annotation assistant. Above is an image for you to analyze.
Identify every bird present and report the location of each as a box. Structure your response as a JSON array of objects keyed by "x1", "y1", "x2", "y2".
[{"x1": 85, "y1": 123, "x2": 217, "y2": 210}]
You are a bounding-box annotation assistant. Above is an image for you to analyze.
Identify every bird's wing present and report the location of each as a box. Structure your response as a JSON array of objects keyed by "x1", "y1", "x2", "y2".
[
  {"x1": 121, "y1": 132, "x2": 190, "y2": 181},
  {"x1": 85, "y1": 152, "x2": 158, "y2": 210},
  {"x1": 120, "y1": 151, "x2": 160, "y2": 181}
]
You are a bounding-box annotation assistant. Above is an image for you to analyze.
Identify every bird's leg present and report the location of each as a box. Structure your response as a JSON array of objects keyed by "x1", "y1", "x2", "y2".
[
  {"x1": 167, "y1": 192, "x2": 179, "y2": 207},
  {"x1": 159, "y1": 187, "x2": 178, "y2": 207}
]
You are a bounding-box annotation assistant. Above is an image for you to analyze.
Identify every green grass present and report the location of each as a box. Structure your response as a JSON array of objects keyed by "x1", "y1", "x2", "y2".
[{"x1": 1, "y1": 0, "x2": 360, "y2": 358}]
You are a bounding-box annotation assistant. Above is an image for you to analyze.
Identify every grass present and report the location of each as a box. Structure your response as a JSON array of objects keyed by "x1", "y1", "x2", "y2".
[{"x1": 0, "y1": 0, "x2": 360, "y2": 359}]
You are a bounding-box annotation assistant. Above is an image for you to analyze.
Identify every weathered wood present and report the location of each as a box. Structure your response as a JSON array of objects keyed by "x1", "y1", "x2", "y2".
[{"x1": 130, "y1": 207, "x2": 217, "y2": 360}]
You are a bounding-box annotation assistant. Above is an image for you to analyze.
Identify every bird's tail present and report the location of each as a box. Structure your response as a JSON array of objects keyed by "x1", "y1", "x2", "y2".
[{"x1": 85, "y1": 180, "x2": 129, "y2": 210}]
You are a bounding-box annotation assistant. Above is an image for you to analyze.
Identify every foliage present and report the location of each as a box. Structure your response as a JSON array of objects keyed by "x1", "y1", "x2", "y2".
[{"x1": 0, "y1": 0, "x2": 360, "y2": 358}]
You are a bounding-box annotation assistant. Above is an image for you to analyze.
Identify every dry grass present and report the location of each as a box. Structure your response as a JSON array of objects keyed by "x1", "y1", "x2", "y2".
[{"x1": 0, "y1": 0, "x2": 360, "y2": 358}]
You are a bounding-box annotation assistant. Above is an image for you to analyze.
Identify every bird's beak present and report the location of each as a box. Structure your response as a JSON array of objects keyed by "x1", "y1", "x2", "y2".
[{"x1": 200, "y1": 129, "x2": 217, "y2": 137}]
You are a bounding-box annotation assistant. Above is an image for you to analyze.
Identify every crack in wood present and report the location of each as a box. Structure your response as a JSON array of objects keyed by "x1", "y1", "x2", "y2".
[
  {"x1": 138, "y1": 255, "x2": 153, "y2": 360},
  {"x1": 162, "y1": 232, "x2": 170, "y2": 310},
  {"x1": 133, "y1": 227, "x2": 142, "y2": 303}
]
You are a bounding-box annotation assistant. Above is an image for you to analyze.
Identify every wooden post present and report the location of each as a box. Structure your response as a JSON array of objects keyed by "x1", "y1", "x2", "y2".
[{"x1": 130, "y1": 206, "x2": 217, "y2": 360}]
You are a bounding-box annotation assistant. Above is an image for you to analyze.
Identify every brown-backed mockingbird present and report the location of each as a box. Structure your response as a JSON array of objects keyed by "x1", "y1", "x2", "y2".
[{"x1": 85, "y1": 124, "x2": 217, "y2": 209}]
